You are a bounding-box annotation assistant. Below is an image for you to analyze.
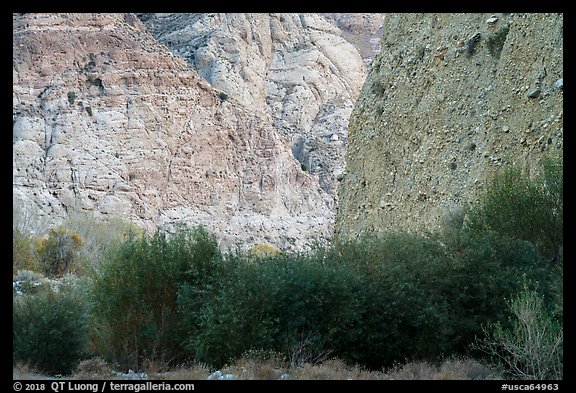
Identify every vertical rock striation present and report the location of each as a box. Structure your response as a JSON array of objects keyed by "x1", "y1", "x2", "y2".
[{"x1": 139, "y1": 13, "x2": 383, "y2": 198}]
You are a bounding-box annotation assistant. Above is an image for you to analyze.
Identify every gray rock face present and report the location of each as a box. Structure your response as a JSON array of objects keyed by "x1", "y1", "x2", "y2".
[
  {"x1": 335, "y1": 13, "x2": 563, "y2": 240},
  {"x1": 12, "y1": 13, "x2": 336, "y2": 250},
  {"x1": 139, "y1": 13, "x2": 383, "y2": 197}
]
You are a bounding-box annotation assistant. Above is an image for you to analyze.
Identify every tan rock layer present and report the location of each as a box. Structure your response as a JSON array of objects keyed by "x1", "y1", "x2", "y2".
[{"x1": 335, "y1": 13, "x2": 563, "y2": 240}]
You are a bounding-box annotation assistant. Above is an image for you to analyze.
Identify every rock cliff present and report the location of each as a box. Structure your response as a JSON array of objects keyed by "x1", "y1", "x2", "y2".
[
  {"x1": 12, "y1": 13, "x2": 337, "y2": 250},
  {"x1": 335, "y1": 13, "x2": 563, "y2": 240},
  {"x1": 138, "y1": 13, "x2": 383, "y2": 197}
]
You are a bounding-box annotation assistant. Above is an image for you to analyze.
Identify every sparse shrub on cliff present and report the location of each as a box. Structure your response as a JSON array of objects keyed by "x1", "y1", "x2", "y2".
[
  {"x1": 13, "y1": 281, "x2": 90, "y2": 376},
  {"x1": 217, "y1": 91, "x2": 228, "y2": 101},
  {"x1": 90, "y1": 226, "x2": 221, "y2": 371},
  {"x1": 67, "y1": 91, "x2": 76, "y2": 105},
  {"x1": 486, "y1": 25, "x2": 510, "y2": 58}
]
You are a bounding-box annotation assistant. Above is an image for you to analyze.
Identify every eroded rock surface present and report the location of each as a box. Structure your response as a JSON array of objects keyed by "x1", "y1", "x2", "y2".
[
  {"x1": 335, "y1": 13, "x2": 563, "y2": 239},
  {"x1": 13, "y1": 13, "x2": 338, "y2": 250},
  {"x1": 139, "y1": 13, "x2": 383, "y2": 197}
]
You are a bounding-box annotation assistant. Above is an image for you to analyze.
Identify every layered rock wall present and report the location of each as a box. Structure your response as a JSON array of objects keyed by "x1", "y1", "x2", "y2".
[
  {"x1": 139, "y1": 13, "x2": 383, "y2": 197},
  {"x1": 12, "y1": 13, "x2": 335, "y2": 250}
]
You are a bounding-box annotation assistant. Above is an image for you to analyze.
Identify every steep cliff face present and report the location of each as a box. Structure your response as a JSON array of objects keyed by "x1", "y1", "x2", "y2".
[
  {"x1": 335, "y1": 13, "x2": 563, "y2": 239},
  {"x1": 139, "y1": 13, "x2": 383, "y2": 197},
  {"x1": 12, "y1": 13, "x2": 334, "y2": 250}
]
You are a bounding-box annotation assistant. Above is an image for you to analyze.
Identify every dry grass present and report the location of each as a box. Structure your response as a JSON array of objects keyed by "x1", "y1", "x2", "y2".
[
  {"x1": 72, "y1": 357, "x2": 113, "y2": 380},
  {"x1": 148, "y1": 363, "x2": 213, "y2": 380},
  {"x1": 13, "y1": 363, "x2": 57, "y2": 380},
  {"x1": 288, "y1": 358, "x2": 384, "y2": 380},
  {"x1": 16, "y1": 356, "x2": 502, "y2": 381},
  {"x1": 384, "y1": 357, "x2": 502, "y2": 380},
  {"x1": 13, "y1": 363, "x2": 35, "y2": 380}
]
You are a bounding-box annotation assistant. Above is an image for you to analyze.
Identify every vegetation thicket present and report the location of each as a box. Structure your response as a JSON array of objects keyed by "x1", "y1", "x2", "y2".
[{"x1": 12, "y1": 157, "x2": 562, "y2": 379}]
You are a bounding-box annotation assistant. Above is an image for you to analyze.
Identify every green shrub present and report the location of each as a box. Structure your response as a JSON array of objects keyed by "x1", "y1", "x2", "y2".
[
  {"x1": 90, "y1": 226, "x2": 221, "y2": 371},
  {"x1": 327, "y1": 233, "x2": 454, "y2": 368},
  {"x1": 178, "y1": 250, "x2": 364, "y2": 368},
  {"x1": 465, "y1": 157, "x2": 563, "y2": 264},
  {"x1": 87, "y1": 75, "x2": 104, "y2": 90},
  {"x1": 327, "y1": 229, "x2": 554, "y2": 369},
  {"x1": 475, "y1": 287, "x2": 563, "y2": 380},
  {"x1": 434, "y1": 232, "x2": 548, "y2": 355},
  {"x1": 13, "y1": 270, "x2": 53, "y2": 295},
  {"x1": 176, "y1": 226, "x2": 557, "y2": 370},
  {"x1": 35, "y1": 226, "x2": 83, "y2": 277},
  {"x1": 13, "y1": 284, "x2": 90, "y2": 375}
]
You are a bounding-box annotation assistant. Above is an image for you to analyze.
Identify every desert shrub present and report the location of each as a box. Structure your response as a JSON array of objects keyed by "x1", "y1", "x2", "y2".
[
  {"x1": 475, "y1": 287, "x2": 563, "y2": 380},
  {"x1": 433, "y1": 232, "x2": 549, "y2": 355},
  {"x1": 90, "y1": 226, "x2": 221, "y2": 371},
  {"x1": 13, "y1": 283, "x2": 90, "y2": 375},
  {"x1": 327, "y1": 233, "x2": 454, "y2": 368},
  {"x1": 64, "y1": 211, "x2": 142, "y2": 269},
  {"x1": 249, "y1": 243, "x2": 282, "y2": 256},
  {"x1": 35, "y1": 226, "x2": 83, "y2": 277},
  {"x1": 73, "y1": 357, "x2": 113, "y2": 380},
  {"x1": 326, "y1": 226, "x2": 554, "y2": 369},
  {"x1": 383, "y1": 356, "x2": 500, "y2": 380},
  {"x1": 13, "y1": 270, "x2": 54, "y2": 295},
  {"x1": 13, "y1": 198, "x2": 50, "y2": 236},
  {"x1": 13, "y1": 228, "x2": 40, "y2": 274},
  {"x1": 465, "y1": 157, "x2": 563, "y2": 265},
  {"x1": 178, "y1": 250, "x2": 364, "y2": 368},
  {"x1": 177, "y1": 227, "x2": 555, "y2": 370}
]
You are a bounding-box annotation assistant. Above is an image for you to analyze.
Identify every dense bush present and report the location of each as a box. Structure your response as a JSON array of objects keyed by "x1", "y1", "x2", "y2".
[
  {"x1": 465, "y1": 157, "x2": 563, "y2": 265},
  {"x1": 177, "y1": 229, "x2": 553, "y2": 369},
  {"x1": 90, "y1": 226, "x2": 221, "y2": 371},
  {"x1": 323, "y1": 233, "x2": 453, "y2": 367},
  {"x1": 178, "y1": 251, "x2": 364, "y2": 368},
  {"x1": 13, "y1": 281, "x2": 90, "y2": 375},
  {"x1": 323, "y1": 231, "x2": 549, "y2": 368},
  {"x1": 35, "y1": 226, "x2": 83, "y2": 277}
]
